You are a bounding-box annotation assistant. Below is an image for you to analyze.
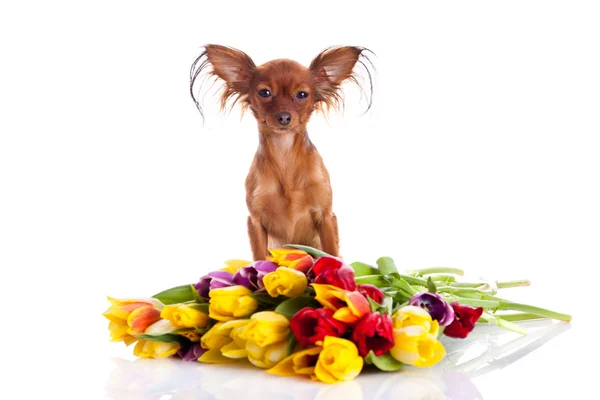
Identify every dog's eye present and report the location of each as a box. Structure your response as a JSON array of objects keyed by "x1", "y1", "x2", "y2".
[
  {"x1": 258, "y1": 89, "x2": 271, "y2": 98},
  {"x1": 296, "y1": 91, "x2": 309, "y2": 99}
]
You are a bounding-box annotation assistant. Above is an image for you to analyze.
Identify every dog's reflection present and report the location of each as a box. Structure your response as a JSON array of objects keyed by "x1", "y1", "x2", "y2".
[{"x1": 105, "y1": 320, "x2": 569, "y2": 400}]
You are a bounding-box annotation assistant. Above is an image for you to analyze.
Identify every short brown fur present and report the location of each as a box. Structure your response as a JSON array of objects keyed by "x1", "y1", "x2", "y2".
[{"x1": 190, "y1": 45, "x2": 373, "y2": 260}]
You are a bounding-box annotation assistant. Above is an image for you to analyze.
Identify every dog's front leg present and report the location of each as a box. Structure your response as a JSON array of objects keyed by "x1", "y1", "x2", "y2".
[
  {"x1": 317, "y1": 211, "x2": 340, "y2": 257},
  {"x1": 247, "y1": 215, "x2": 269, "y2": 260}
]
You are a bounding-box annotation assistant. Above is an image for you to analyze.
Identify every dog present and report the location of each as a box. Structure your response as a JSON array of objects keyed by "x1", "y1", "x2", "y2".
[{"x1": 190, "y1": 45, "x2": 373, "y2": 260}]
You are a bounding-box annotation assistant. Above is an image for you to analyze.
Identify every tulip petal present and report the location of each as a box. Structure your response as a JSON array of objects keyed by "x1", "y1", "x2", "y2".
[
  {"x1": 222, "y1": 259, "x2": 252, "y2": 274},
  {"x1": 198, "y1": 348, "x2": 238, "y2": 364}
]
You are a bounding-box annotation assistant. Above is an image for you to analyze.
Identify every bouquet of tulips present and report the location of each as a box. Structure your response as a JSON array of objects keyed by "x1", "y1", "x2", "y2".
[{"x1": 104, "y1": 245, "x2": 571, "y2": 383}]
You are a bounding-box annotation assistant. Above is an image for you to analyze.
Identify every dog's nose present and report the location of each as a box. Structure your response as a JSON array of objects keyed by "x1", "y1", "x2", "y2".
[{"x1": 276, "y1": 112, "x2": 292, "y2": 126}]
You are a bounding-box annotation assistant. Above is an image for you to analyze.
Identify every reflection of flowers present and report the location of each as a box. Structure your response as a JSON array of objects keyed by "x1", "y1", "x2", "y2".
[{"x1": 106, "y1": 320, "x2": 568, "y2": 400}]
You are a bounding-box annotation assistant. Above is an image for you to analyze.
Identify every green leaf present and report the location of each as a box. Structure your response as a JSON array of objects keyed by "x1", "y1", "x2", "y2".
[
  {"x1": 283, "y1": 244, "x2": 329, "y2": 258},
  {"x1": 364, "y1": 351, "x2": 404, "y2": 372},
  {"x1": 275, "y1": 296, "x2": 320, "y2": 318},
  {"x1": 152, "y1": 284, "x2": 195, "y2": 305},
  {"x1": 286, "y1": 330, "x2": 298, "y2": 356},
  {"x1": 354, "y1": 275, "x2": 392, "y2": 288},
  {"x1": 188, "y1": 303, "x2": 209, "y2": 313},
  {"x1": 190, "y1": 285, "x2": 206, "y2": 303},
  {"x1": 390, "y1": 274, "x2": 418, "y2": 296},
  {"x1": 381, "y1": 296, "x2": 393, "y2": 315},
  {"x1": 427, "y1": 277, "x2": 437, "y2": 293},
  {"x1": 135, "y1": 333, "x2": 188, "y2": 344},
  {"x1": 350, "y1": 262, "x2": 380, "y2": 277},
  {"x1": 249, "y1": 293, "x2": 286, "y2": 305},
  {"x1": 367, "y1": 296, "x2": 382, "y2": 313},
  {"x1": 376, "y1": 257, "x2": 398, "y2": 275}
]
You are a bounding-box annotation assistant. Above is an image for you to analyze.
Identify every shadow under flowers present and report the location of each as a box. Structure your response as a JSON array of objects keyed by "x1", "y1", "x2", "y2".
[{"x1": 105, "y1": 320, "x2": 571, "y2": 400}]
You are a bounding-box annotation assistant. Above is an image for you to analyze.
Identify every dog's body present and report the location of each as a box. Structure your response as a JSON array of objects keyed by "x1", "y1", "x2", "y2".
[{"x1": 191, "y1": 46, "x2": 372, "y2": 260}]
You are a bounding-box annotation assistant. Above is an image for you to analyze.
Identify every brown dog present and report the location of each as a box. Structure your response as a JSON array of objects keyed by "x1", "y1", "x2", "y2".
[{"x1": 190, "y1": 45, "x2": 373, "y2": 260}]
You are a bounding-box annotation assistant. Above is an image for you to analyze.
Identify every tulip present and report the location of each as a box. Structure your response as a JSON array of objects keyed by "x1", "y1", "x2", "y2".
[
  {"x1": 263, "y1": 267, "x2": 308, "y2": 298},
  {"x1": 195, "y1": 270, "x2": 235, "y2": 299},
  {"x1": 314, "y1": 336, "x2": 363, "y2": 383},
  {"x1": 392, "y1": 305, "x2": 440, "y2": 337},
  {"x1": 312, "y1": 284, "x2": 370, "y2": 324},
  {"x1": 221, "y1": 259, "x2": 252, "y2": 274},
  {"x1": 409, "y1": 292, "x2": 455, "y2": 327},
  {"x1": 160, "y1": 304, "x2": 209, "y2": 329},
  {"x1": 208, "y1": 285, "x2": 258, "y2": 321},
  {"x1": 103, "y1": 297, "x2": 162, "y2": 345},
  {"x1": 178, "y1": 343, "x2": 207, "y2": 362},
  {"x1": 232, "y1": 260, "x2": 278, "y2": 290},
  {"x1": 390, "y1": 325, "x2": 445, "y2": 368},
  {"x1": 133, "y1": 339, "x2": 180, "y2": 359},
  {"x1": 351, "y1": 312, "x2": 394, "y2": 357},
  {"x1": 290, "y1": 307, "x2": 348, "y2": 346},
  {"x1": 242, "y1": 311, "x2": 290, "y2": 369},
  {"x1": 357, "y1": 284, "x2": 384, "y2": 304},
  {"x1": 443, "y1": 302, "x2": 484, "y2": 339},
  {"x1": 266, "y1": 347, "x2": 322, "y2": 377},
  {"x1": 198, "y1": 319, "x2": 251, "y2": 363},
  {"x1": 267, "y1": 248, "x2": 314, "y2": 273},
  {"x1": 311, "y1": 256, "x2": 356, "y2": 290}
]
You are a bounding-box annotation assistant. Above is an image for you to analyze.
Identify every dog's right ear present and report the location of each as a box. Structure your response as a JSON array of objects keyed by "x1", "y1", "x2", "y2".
[{"x1": 190, "y1": 45, "x2": 256, "y2": 118}]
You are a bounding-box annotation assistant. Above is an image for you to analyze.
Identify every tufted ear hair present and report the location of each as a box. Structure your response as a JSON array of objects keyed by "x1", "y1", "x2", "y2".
[
  {"x1": 190, "y1": 44, "x2": 256, "y2": 119},
  {"x1": 309, "y1": 46, "x2": 374, "y2": 113}
]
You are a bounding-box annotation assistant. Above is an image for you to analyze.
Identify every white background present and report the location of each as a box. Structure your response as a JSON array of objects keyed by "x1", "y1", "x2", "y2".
[{"x1": 1, "y1": 1, "x2": 599, "y2": 399}]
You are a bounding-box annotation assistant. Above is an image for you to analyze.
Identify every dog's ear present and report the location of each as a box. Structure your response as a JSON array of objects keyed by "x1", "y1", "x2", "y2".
[
  {"x1": 309, "y1": 46, "x2": 373, "y2": 113},
  {"x1": 204, "y1": 45, "x2": 256, "y2": 92},
  {"x1": 190, "y1": 45, "x2": 256, "y2": 118}
]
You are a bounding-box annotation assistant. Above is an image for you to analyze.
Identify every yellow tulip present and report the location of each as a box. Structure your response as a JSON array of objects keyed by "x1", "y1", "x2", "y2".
[
  {"x1": 314, "y1": 336, "x2": 363, "y2": 383},
  {"x1": 263, "y1": 267, "x2": 308, "y2": 298},
  {"x1": 266, "y1": 346, "x2": 322, "y2": 377},
  {"x1": 312, "y1": 284, "x2": 370, "y2": 324},
  {"x1": 243, "y1": 311, "x2": 289, "y2": 347},
  {"x1": 103, "y1": 297, "x2": 162, "y2": 345},
  {"x1": 161, "y1": 304, "x2": 209, "y2": 329},
  {"x1": 133, "y1": 339, "x2": 180, "y2": 359},
  {"x1": 198, "y1": 320, "x2": 250, "y2": 363},
  {"x1": 392, "y1": 305, "x2": 440, "y2": 336},
  {"x1": 208, "y1": 285, "x2": 258, "y2": 321},
  {"x1": 267, "y1": 248, "x2": 314, "y2": 273},
  {"x1": 390, "y1": 325, "x2": 446, "y2": 368},
  {"x1": 242, "y1": 311, "x2": 290, "y2": 369},
  {"x1": 219, "y1": 320, "x2": 250, "y2": 359},
  {"x1": 222, "y1": 259, "x2": 252, "y2": 274}
]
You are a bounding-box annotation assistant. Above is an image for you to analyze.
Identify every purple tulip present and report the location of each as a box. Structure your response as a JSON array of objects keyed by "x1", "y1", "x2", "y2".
[
  {"x1": 409, "y1": 292, "x2": 455, "y2": 327},
  {"x1": 194, "y1": 270, "x2": 234, "y2": 299},
  {"x1": 233, "y1": 260, "x2": 278, "y2": 290},
  {"x1": 177, "y1": 343, "x2": 206, "y2": 362}
]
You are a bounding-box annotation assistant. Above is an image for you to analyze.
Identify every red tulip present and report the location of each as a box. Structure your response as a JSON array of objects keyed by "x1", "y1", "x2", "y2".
[
  {"x1": 443, "y1": 302, "x2": 484, "y2": 339},
  {"x1": 357, "y1": 284, "x2": 384, "y2": 304},
  {"x1": 351, "y1": 312, "x2": 394, "y2": 357},
  {"x1": 290, "y1": 307, "x2": 348, "y2": 346},
  {"x1": 311, "y1": 256, "x2": 356, "y2": 291}
]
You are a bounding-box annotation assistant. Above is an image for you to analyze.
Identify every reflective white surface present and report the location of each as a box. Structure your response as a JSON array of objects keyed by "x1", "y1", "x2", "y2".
[
  {"x1": 100, "y1": 320, "x2": 577, "y2": 400},
  {"x1": 2, "y1": 1, "x2": 599, "y2": 399}
]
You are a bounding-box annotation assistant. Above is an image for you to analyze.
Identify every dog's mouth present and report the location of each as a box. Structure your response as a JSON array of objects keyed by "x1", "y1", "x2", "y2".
[{"x1": 262, "y1": 120, "x2": 296, "y2": 132}]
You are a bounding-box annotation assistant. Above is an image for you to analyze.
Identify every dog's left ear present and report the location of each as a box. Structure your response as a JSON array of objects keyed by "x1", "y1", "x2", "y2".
[{"x1": 309, "y1": 46, "x2": 373, "y2": 112}]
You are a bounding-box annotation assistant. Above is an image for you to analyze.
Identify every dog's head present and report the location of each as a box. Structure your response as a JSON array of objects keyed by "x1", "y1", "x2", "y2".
[{"x1": 190, "y1": 45, "x2": 373, "y2": 132}]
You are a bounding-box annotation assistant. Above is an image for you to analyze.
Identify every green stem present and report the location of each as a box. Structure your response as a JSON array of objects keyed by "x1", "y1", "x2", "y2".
[
  {"x1": 450, "y1": 279, "x2": 531, "y2": 289},
  {"x1": 496, "y1": 302, "x2": 572, "y2": 322},
  {"x1": 496, "y1": 280, "x2": 531, "y2": 289},
  {"x1": 479, "y1": 311, "x2": 528, "y2": 335},
  {"x1": 405, "y1": 267, "x2": 465, "y2": 276},
  {"x1": 495, "y1": 313, "x2": 546, "y2": 322},
  {"x1": 446, "y1": 296, "x2": 500, "y2": 308},
  {"x1": 397, "y1": 274, "x2": 428, "y2": 286}
]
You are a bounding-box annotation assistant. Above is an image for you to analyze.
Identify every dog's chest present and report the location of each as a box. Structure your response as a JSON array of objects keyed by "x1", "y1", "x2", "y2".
[{"x1": 252, "y1": 172, "x2": 323, "y2": 240}]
